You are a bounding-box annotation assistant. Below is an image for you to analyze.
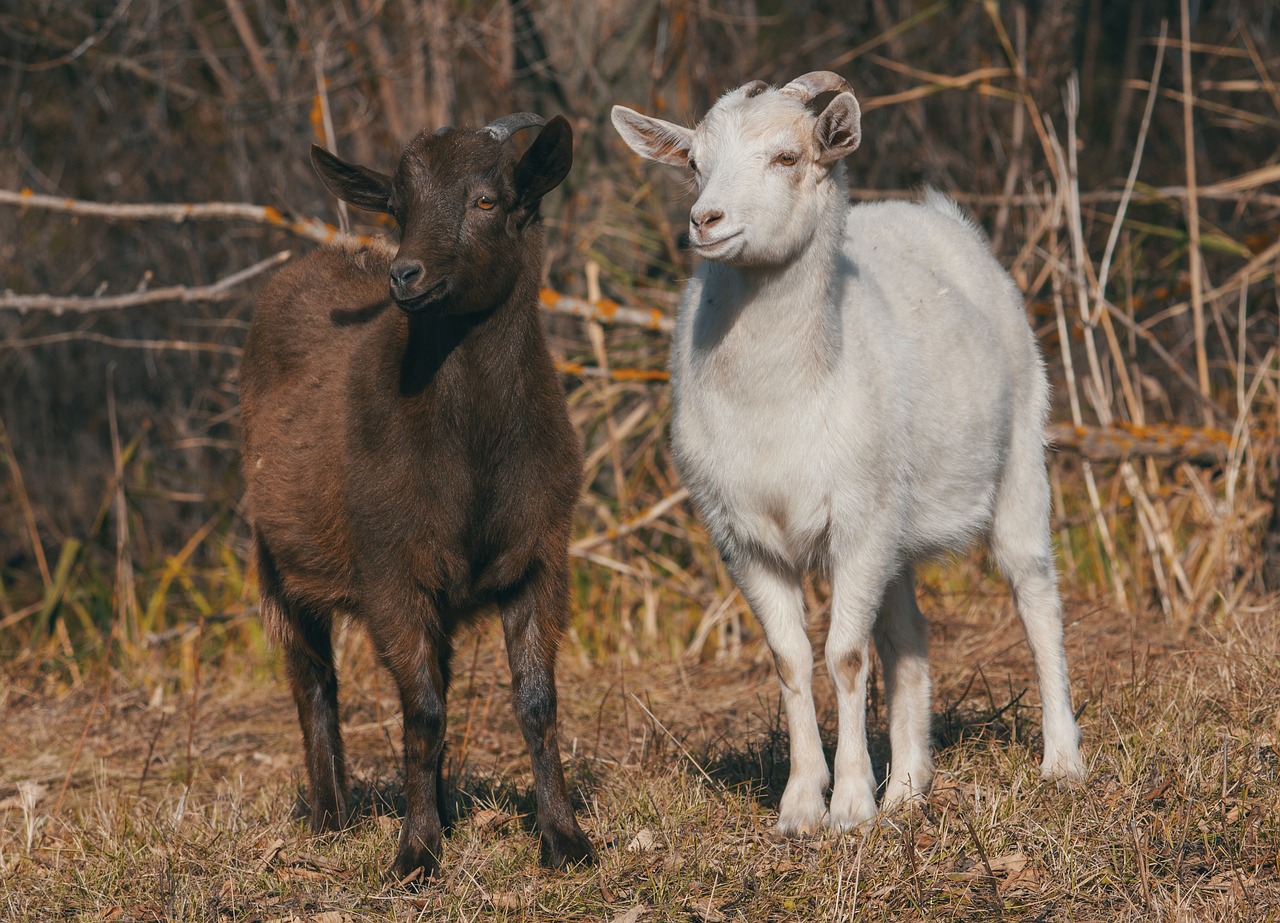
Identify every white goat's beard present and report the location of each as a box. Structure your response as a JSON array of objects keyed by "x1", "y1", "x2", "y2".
[
  {"x1": 696, "y1": 243, "x2": 750, "y2": 266},
  {"x1": 697, "y1": 233, "x2": 808, "y2": 269}
]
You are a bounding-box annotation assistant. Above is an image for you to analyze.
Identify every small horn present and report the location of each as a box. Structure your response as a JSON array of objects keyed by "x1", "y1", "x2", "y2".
[
  {"x1": 740, "y1": 79, "x2": 769, "y2": 98},
  {"x1": 779, "y1": 71, "x2": 852, "y2": 103},
  {"x1": 483, "y1": 112, "x2": 546, "y2": 142}
]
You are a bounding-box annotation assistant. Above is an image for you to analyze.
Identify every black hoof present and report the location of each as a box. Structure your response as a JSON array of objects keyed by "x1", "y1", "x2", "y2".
[
  {"x1": 539, "y1": 825, "x2": 595, "y2": 870},
  {"x1": 308, "y1": 805, "x2": 346, "y2": 834},
  {"x1": 389, "y1": 838, "x2": 441, "y2": 886}
]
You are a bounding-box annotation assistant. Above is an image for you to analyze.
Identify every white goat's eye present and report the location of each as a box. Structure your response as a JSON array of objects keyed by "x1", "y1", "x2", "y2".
[
  {"x1": 475, "y1": 195, "x2": 496, "y2": 210},
  {"x1": 688, "y1": 157, "x2": 699, "y2": 173},
  {"x1": 774, "y1": 152, "x2": 799, "y2": 167}
]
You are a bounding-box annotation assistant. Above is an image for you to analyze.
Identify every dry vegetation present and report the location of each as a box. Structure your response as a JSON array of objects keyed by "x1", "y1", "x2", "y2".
[
  {"x1": 5, "y1": 595, "x2": 1279, "y2": 920},
  {"x1": 2, "y1": 1, "x2": 1279, "y2": 919}
]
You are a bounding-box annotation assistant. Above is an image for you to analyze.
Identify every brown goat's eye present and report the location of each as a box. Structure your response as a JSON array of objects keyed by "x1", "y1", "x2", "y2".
[
  {"x1": 475, "y1": 195, "x2": 496, "y2": 210},
  {"x1": 774, "y1": 152, "x2": 799, "y2": 167}
]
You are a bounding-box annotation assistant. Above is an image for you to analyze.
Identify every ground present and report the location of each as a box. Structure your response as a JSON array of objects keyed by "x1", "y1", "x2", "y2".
[{"x1": 2, "y1": 591, "x2": 1278, "y2": 922}]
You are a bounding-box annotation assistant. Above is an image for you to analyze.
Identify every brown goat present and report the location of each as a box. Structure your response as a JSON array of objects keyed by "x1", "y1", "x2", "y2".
[{"x1": 239, "y1": 113, "x2": 593, "y2": 881}]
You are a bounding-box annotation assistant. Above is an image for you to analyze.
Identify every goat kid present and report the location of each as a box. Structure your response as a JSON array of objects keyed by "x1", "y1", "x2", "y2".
[
  {"x1": 240, "y1": 113, "x2": 594, "y2": 880},
  {"x1": 612, "y1": 74, "x2": 1085, "y2": 834}
]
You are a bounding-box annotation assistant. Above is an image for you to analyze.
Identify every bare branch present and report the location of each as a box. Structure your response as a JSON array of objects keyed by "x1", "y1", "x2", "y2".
[
  {"x1": 223, "y1": 0, "x2": 280, "y2": 103},
  {"x1": 0, "y1": 188, "x2": 363, "y2": 246},
  {"x1": 0, "y1": 332, "x2": 242, "y2": 355},
  {"x1": 849, "y1": 163, "x2": 1280, "y2": 208},
  {"x1": 1047, "y1": 421, "x2": 1233, "y2": 466},
  {"x1": 540, "y1": 289, "x2": 674, "y2": 334},
  {"x1": 557, "y1": 361, "x2": 669, "y2": 383},
  {"x1": 0, "y1": 252, "x2": 291, "y2": 313}
]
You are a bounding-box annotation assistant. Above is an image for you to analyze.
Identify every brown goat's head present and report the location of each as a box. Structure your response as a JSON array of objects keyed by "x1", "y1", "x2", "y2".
[{"x1": 311, "y1": 114, "x2": 573, "y2": 315}]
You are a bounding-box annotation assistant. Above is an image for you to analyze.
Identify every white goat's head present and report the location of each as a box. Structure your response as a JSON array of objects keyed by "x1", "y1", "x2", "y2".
[{"x1": 611, "y1": 72, "x2": 861, "y2": 267}]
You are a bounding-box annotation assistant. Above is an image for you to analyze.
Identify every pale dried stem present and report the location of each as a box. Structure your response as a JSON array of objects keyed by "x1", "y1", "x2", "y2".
[
  {"x1": 312, "y1": 42, "x2": 349, "y2": 235},
  {"x1": 1096, "y1": 23, "x2": 1168, "y2": 314},
  {"x1": 107, "y1": 368, "x2": 139, "y2": 650},
  {"x1": 1180, "y1": 0, "x2": 1210, "y2": 418},
  {"x1": 684, "y1": 591, "x2": 742, "y2": 661},
  {"x1": 1049, "y1": 215, "x2": 1128, "y2": 609},
  {"x1": 1238, "y1": 23, "x2": 1280, "y2": 118},
  {"x1": 1055, "y1": 79, "x2": 1111, "y2": 426},
  {"x1": 587, "y1": 261, "x2": 628, "y2": 510}
]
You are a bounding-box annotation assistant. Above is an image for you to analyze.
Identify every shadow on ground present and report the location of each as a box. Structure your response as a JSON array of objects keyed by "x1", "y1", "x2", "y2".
[{"x1": 699, "y1": 681, "x2": 1044, "y2": 809}]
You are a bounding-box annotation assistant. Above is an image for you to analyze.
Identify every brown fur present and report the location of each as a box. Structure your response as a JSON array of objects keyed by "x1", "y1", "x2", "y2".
[{"x1": 240, "y1": 116, "x2": 592, "y2": 882}]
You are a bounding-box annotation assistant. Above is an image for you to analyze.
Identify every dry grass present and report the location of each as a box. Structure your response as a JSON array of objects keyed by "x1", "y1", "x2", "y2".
[{"x1": 3, "y1": 584, "x2": 1279, "y2": 921}]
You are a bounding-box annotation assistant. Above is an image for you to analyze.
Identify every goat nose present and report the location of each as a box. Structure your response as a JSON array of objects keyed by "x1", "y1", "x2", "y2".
[
  {"x1": 691, "y1": 208, "x2": 724, "y2": 230},
  {"x1": 390, "y1": 260, "x2": 423, "y2": 291}
]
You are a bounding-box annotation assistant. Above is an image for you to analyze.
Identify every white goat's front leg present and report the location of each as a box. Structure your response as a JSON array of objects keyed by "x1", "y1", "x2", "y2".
[
  {"x1": 873, "y1": 567, "x2": 933, "y2": 810},
  {"x1": 731, "y1": 556, "x2": 829, "y2": 835},
  {"x1": 824, "y1": 551, "x2": 892, "y2": 831}
]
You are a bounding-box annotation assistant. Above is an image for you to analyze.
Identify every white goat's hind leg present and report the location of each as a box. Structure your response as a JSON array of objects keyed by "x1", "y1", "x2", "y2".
[
  {"x1": 824, "y1": 555, "x2": 891, "y2": 831},
  {"x1": 731, "y1": 556, "x2": 829, "y2": 835},
  {"x1": 990, "y1": 445, "x2": 1085, "y2": 784},
  {"x1": 873, "y1": 567, "x2": 933, "y2": 810},
  {"x1": 1005, "y1": 558, "x2": 1084, "y2": 783}
]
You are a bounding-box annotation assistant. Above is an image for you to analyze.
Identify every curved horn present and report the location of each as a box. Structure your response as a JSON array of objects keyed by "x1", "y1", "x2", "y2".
[
  {"x1": 779, "y1": 71, "x2": 852, "y2": 102},
  {"x1": 483, "y1": 112, "x2": 546, "y2": 142}
]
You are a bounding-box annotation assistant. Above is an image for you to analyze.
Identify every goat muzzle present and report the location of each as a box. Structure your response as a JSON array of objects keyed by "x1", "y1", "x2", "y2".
[{"x1": 390, "y1": 259, "x2": 449, "y2": 311}]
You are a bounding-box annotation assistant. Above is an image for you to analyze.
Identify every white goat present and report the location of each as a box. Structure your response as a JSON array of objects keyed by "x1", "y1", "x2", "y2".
[{"x1": 612, "y1": 72, "x2": 1084, "y2": 834}]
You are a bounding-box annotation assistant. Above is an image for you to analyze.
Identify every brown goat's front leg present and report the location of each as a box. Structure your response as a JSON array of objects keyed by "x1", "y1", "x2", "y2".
[
  {"x1": 499, "y1": 562, "x2": 595, "y2": 869},
  {"x1": 368, "y1": 613, "x2": 450, "y2": 883}
]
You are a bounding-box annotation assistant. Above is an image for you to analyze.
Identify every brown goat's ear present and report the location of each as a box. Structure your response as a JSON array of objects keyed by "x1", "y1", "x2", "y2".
[
  {"x1": 514, "y1": 115, "x2": 573, "y2": 207},
  {"x1": 610, "y1": 106, "x2": 693, "y2": 167},
  {"x1": 814, "y1": 92, "x2": 862, "y2": 165},
  {"x1": 310, "y1": 145, "x2": 394, "y2": 213}
]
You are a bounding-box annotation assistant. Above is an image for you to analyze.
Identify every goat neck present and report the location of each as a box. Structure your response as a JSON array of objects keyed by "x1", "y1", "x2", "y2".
[
  {"x1": 395, "y1": 268, "x2": 541, "y2": 398},
  {"x1": 691, "y1": 158, "x2": 849, "y2": 378}
]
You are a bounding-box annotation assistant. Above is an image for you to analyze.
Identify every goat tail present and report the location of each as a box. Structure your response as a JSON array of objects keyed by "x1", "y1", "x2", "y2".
[
  {"x1": 252, "y1": 533, "x2": 291, "y2": 647},
  {"x1": 259, "y1": 593, "x2": 291, "y2": 648},
  {"x1": 918, "y1": 186, "x2": 987, "y2": 241}
]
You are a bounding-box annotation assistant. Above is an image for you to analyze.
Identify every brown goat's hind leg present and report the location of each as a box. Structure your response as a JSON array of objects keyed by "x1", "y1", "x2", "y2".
[
  {"x1": 500, "y1": 562, "x2": 595, "y2": 869},
  {"x1": 257, "y1": 536, "x2": 347, "y2": 831},
  {"x1": 272, "y1": 599, "x2": 348, "y2": 831},
  {"x1": 367, "y1": 612, "x2": 449, "y2": 883}
]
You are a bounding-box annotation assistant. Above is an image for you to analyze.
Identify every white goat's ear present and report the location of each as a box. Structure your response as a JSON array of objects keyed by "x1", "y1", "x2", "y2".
[
  {"x1": 610, "y1": 105, "x2": 694, "y2": 167},
  {"x1": 814, "y1": 91, "x2": 862, "y2": 165}
]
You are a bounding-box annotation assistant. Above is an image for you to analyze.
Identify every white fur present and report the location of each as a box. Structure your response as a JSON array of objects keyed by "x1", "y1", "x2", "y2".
[{"x1": 612, "y1": 80, "x2": 1085, "y2": 834}]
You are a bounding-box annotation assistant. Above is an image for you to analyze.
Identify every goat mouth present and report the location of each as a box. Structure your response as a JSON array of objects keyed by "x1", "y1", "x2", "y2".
[
  {"x1": 692, "y1": 231, "x2": 744, "y2": 258},
  {"x1": 393, "y1": 279, "x2": 450, "y2": 312}
]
